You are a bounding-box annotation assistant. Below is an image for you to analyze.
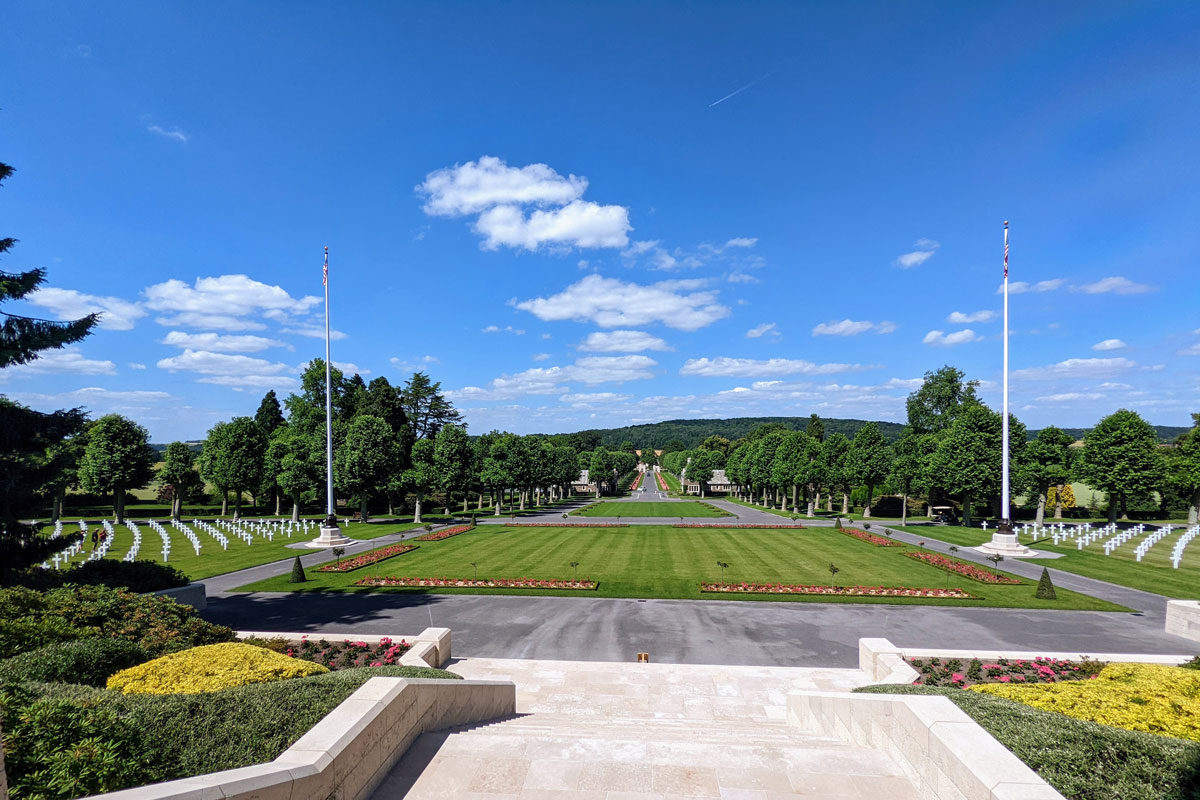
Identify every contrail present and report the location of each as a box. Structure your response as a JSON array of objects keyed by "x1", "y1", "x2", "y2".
[{"x1": 708, "y1": 72, "x2": 773, "y2": 108}]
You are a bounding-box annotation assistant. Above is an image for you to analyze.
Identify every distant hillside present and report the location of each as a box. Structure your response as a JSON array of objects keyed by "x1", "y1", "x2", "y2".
[
  {"x1": 149, "y1": 441, "x2": 204, "y2": 455},
  {"x1": 570, "y1": 417, "x2": 1190, "y2": 450}
]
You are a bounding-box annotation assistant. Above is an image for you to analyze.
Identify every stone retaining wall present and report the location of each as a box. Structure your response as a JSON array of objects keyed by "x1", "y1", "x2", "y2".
[
  {"x1": 84, "y1": 676, "x2": 515, "y2": 800},
  {"x1": 1166, "y1": 600, "x2": 1200, "y2": 643},
  {"x1": 236, "y1": 627, "x2": 453, "y2": 667}
]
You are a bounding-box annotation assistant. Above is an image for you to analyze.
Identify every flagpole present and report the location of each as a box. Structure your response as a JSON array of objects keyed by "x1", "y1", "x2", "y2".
[
  {"x1": 1000, "y1": 222, "x2": 1011, "y2": 527},
  {"x1": 323, "y1": 246, "x2": 335, "y2": 526}
]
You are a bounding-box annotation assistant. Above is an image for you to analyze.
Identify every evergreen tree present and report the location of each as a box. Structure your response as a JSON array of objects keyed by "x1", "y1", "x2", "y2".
[
  {"x1": 1079, "y1": 409, "x2": 1165, "y2": 522},
  {"x1": 805, "y1": 414, "x2": 825, "y2": 443},
  {"x1": 289, "y1": 555, "x2": 307, "y2": 583},
  {"x1": 400, "y1": 372, "x2": 463, "y2": 440},
  {"x1": 254, "y1": 390, "x2": 286, "y2": 436},
  {"x1": 77, "y1": 415, "x2": 156, "y2": 523},
  {"x1": 1035, "y1": 567, "x2": 1057, "y2": 600}
]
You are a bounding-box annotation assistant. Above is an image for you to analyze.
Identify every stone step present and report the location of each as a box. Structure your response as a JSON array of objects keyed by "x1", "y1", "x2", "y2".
[{"x1": 443, "y1": 713, "x2": 845, "y2": 746}]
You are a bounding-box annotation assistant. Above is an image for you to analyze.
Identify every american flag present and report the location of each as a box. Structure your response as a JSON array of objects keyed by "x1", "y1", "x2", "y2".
[
  {"x1": 323, "y1": 247, "x2": 328, "y2": 286},
  {"x1": 1003, "y1": 222, "x2": 1009, "y2": 278}
]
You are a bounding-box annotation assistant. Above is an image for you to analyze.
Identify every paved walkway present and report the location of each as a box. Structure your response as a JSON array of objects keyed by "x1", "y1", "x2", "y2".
[
  {"x1": 199, "y1": 505, "x2": 1197, "y2": 667},
  {"x1": 371, "y1": 658, "x2": 922, "y2": 799}
]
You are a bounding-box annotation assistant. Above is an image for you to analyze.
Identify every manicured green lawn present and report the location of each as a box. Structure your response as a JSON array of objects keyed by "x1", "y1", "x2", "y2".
[
  {"x1": 890, "y1": 524, "x2": 1200, "y2": 598},
  {"x1": 238, "y1": 525, "x2": 1123, "y2": 609},
  {"x1": 659, "y1": 471, "x2": 682, "y2": 493},
  {"x1": 42, "y1": 520, "x2": 436, "y2": 580},
  {"x1": 572, "y1": 501, "x2": 733, "y2": 518}
]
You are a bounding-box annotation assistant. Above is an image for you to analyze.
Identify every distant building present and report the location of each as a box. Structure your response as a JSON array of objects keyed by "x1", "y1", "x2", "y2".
[
  {"x1": 682, "y1": 468, "x2": 734, "y2": 495},
  {"x1": 572, "y1": 469, "x2": 596, "y2": 494}
]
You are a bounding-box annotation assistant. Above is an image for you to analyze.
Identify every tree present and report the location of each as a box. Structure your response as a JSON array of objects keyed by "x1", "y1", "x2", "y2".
[
  {"x1": 662, "y1": 438, "x2": 686, "y2": 454},
  {"x1": 906, "y1": 365, "x2": 980, "y2": 435},
  {"x1": 269, "y1": 425, "x2": 323, "y2": 521},
  {"x1": 77, "y1": 415, "x2": 156, "y2": 523},
  {"x1": 1169, "y1": 415, "x2": 1200, "y2": 525},
  {"x1": 1079, "y1": 409, "x2": 1165, "y2": 522},
  {"x1": 930, "y1": 404, "x2": 1026, "y2": 527},
  {"x1": 255, "y1": 390, "x2": 285, "y2": 436},
  {"x1": 434, "y1": 425, "x2": 475, "y2": 512},
  {"x1": 848, "y1": 422, "x2": 892, "y2": 518},
  {"x1": 589, "y1": 449, "x2": 616, "y2": 497},
  {"x1": 335, "y1": 414, "x2": 401, "y2": 521},
  {"x1": 700, "y1": 435, "x2": 731, "y2": 457},
  {"x1": 890, "y1": 429, "x2": 933, "y2": 526},
  {"x1": 40, "y1": 430, "x2": 87, "y2": 522},
  {"x1": 400, "y1": 372, "x2": 463, "y2": 441},
  {"x1": 0, "y1": 160, "x2": 100, "y2": 577},
  {"x1": 819, "y1": 433, "x2": 852, "y2": 514},
  {"x1": 805, "y1": 414, "x2": 825, "y2": 443},
  {"x1": 199, "y1": 417, "x2": 267, "y2": 517},
  {"x1": 402, "y1": 439, "x2": 439, "y2": 523},
  {"x1": 1018, "y1": 426, "x2": 1075, "y2": 525},
  {"x1": 481, "y1": 433, "x2": 518, "y2": 514},
  {"x1": 687, "y1": 449, "x2": 721, "y2": 497},
  {"x1": 158, "y1": 442, "x2": 203, "y2": 519}
]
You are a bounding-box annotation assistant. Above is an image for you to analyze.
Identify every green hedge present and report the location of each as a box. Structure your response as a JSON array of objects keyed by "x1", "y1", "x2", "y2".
[
  {"x1": 1, "y1": 665, "x2": 460, "y2": 800},
  {"x1": 18, "y1": 559, "x2": 190, "y2": 593},
  {"x1": 0, "y1": 638, "x2": 149, "y2": 687},
  {"x1": 854, "y1": 684, "x2": 1200, "y2": 800}
]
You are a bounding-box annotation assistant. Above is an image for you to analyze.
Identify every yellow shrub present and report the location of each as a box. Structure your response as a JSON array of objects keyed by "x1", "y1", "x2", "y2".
[
  {"x1": 969, "y1": 662, "x2": 1200, "y2": 741},
  {"x1": 107, "y1": 642, "x2": 328, "y2": 694}
]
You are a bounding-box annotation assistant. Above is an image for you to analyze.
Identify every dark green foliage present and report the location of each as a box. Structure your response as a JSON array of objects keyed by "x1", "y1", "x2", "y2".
[
  {"x1": 854, "y1": 684, "x2": 1200, "y2": 800},
  {"x1": 1, "y1": 664, "x2": 458, "y2": 799},
  {"x1": 17, "y1": 559, "x2": 189, "y2": 593},
  {"x1": 1035, "y1": 567, "x2": 1057, "y2": 600},
  {"x1": 1181, "y1": 656, "x2": 1200, "y2": 671},
  {"x1": 289, "y1": 555, "x2": 307, "y2": 583},
  {"x1": 0, "y1": 637, "x2": 149, "y2": 687},
  {"x1": 0, "y1": 585, "x2": 233, "y2": 659},
  {"x1": 577, "y1": 417, "x2": 906, "y2": 451}
]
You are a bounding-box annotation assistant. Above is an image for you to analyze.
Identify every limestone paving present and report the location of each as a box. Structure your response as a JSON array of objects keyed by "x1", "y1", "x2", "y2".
[{"x1": 371, "y1": 658, "x2": 923, "y2": 799}]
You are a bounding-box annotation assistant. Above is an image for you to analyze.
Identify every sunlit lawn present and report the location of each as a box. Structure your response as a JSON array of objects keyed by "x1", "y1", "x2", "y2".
[
  {"x1": 238, "y1": 525, "x2": 1124, "y2": 609},
  {"x1": 891, "y1": 524, "x2": 1200, "y2": 598},
  {"x1": 572, "y1": 501, "x2": 732, "y2": 518}
]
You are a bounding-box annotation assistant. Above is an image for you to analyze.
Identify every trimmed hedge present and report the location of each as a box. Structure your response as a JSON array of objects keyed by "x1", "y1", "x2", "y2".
[
  {"x1": 18, "y1": 559, "x2": 190, "y2": 593},
  {"x1": 1, "y1": 664, "x2": 460, "y2": 799},
  {"x1": 0, "y1": 637, "x2": 149, "y2": 687},
  {"x1": 855, "y1": 684, "x2": 1200, "y2": 800}
]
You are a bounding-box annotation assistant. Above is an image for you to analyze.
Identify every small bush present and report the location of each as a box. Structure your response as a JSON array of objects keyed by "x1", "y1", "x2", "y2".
[
  {"x1": 1035, "y1": 567, "x2": 1057, "y2": 600},
  {"x1": 1181, "y1": 656, "x2": 1200, "y2": 671},
  {"x1": 18, "y1": 559, "x2": 190, "y2": 593},
  {"x1": 107, "y1": 642, "x2": 328, "y2": 694},
  {"x1": 0, "y1": 638, "x2": 149, "y2": 687},
  {"x1": 289, "y1": 556, "x2": 307, "y2": 583}
]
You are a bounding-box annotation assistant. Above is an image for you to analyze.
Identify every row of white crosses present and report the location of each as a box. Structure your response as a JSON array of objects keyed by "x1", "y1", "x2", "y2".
[
  {"x1": 1075, "y1": 524, "x2": 1117, "y2": 550},
  {"x1": 191, "y1": 520, "x2": 230, "y2": 550},
  {"x1": 44, "y1": 521, "x2": 85, "y2": 569},
  {"x1": 1134, "y1": 525, "x2": 1174, "y2": 562},
  {"x1": 87, "y1": 521, "x2": 116, "y2": 562},
  {"x1": 1170, "y1": 525, "x2": 1200, "y2": 569},
  {"x1": 123, "y1": 522, "x2": 143, "y2": 562},
  {"x1": 1101, "y1": 524, "x2": 1145, "y2": 555}
]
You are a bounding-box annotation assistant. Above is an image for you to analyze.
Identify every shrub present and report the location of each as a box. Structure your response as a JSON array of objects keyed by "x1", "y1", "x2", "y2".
[
  {"x1": 970, "y1": 662, "x2": 1200, "y2": 741},
  {"x1": 0, "y1": 638, "x2": 149, "y2": 687},
  {"x1": 107, "y1": 642, "x2": 329, "y2": 694},
  {"x1": 1182, "y1": 656, "x2": 1200, "y2": 671},
  {"x1": 289, "y1": 556, "x2": 307, "y2": 583},
  {"x1": 0, "y1": 585, "x2": 234, "y2": 659},
  {"x1": 18, "y1": 559, "x2": 190, "y2": 593},
  {"x1": 1035, "y1": 567, "x2": 1057, "y2": 600},
  {"x1": 855, "y1": 683, "x2": 1200, "y2": 800}
]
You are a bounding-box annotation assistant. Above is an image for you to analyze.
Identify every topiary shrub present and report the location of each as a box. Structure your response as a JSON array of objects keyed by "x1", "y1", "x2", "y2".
[
  {"x1": 289, "y1": 556, "x2": 306, "y2": 583},
  {"x1": 0, "y1": 585, "x2": 234, "y2": 659},
  {"x1": 0, "y1": 637, "x2": 149, "y2": 687},
  {"x1": 1035, "y1": 567, "x2": 1057, "y2": 600},
  {"x1": 107, "y1": 642, "x2": 329, "y2": 695}
]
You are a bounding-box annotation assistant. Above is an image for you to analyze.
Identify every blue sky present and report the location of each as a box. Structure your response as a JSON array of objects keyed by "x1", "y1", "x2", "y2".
[{"x1": 2, "y1": 1, "x2": 1198, "y2": 441}]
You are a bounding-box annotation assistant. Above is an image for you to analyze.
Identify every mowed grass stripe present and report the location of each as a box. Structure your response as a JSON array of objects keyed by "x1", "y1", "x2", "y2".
[{"x1": 242, "y1": 525, "x2": 1125, "y2": 610}]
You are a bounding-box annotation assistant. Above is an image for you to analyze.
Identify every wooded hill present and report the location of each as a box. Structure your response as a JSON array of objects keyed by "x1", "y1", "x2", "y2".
[{"x1": 572, "y1": 417, "x2": 1190, "y2": 450}]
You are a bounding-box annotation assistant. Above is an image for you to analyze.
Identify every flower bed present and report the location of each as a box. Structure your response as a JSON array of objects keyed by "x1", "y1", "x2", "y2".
[
  {"x1": 630, "y1": 473, "x2": 643, "y2": 491},
  {"x1": 699, "y1": 582, "x2": 975, "y2": 598},
  {"x1": 905, "y1": 551, "x2": 1022, "y2": 584},
  {"x1": 836, "y1": 527, "x2": 904, "y2": 547},
  {"x1": 908, "y1": 655, "x2": 1105, "y2": 688},
  {"x1": 413, "y1": 524, "x2": 474, "y2": 542},
  {"x1": 655, "y1": 472, "x2": 668, "y2": 491},
  {"x1": 316, "y1": 543, "x2": 418, "y2": 572},
  {"x1": 292, "y1": 636, "x2": 411, "y2": 669},
  {"x1": 970, "y1": 662, "x2": 1200, "y2": 741},
  {"x1": 673, "y1": 523, "x2": 800, "y2": 529},
  {"x1": 353, "y1": 576, "x2": 598, "y2": 590},
  {"x1": 503, "y1": 522, "x2": 630, "y2": 527}
]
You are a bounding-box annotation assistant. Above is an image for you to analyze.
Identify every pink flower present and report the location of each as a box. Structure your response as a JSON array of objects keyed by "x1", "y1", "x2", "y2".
[{"x1": 997, "y1": 675, "x2": 1011, "y2": 682}]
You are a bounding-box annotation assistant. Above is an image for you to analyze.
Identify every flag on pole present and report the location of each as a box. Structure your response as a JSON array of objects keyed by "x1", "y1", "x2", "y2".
[
  {"x1": 1003, "y1": 221, "x2": 1009, "y2": 278},
  {"x1": 323, "y1": 247, "x2": 329, "y2": 286}
]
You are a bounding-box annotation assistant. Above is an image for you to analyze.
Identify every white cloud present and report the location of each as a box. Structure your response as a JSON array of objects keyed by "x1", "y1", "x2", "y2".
[
  {"x1": 147, "y1": 124, "x2": 188, "y2": 143},
  {"x1": 25, "y1": 288, "x2": 146, "y2": 331},
  {"x1": 1076, "y1": 276, "x2": 1153, "y2": 295},
  {"x1": 1, "y1": 348, "x2": 116, "y2": 377},
  {"x1": 162, "y1": 331, "x2": 286, "y2": 353},
  {"x1": 578, "y1": 330, "x2": 673, "y2": 353},
  {"x1": 727, "y1": 271, "x2": 759, "y2": 284},
  {"x1": 894, "y1": 239, "x2": 939, "y2": 268},
  {"x1": 1099, "y1": 382, "x2": 1133, "y2": 390},
  {"x1": 882, "y1": 377, "x2": 923, "y2": 390},
  {"x1": 474, "y1": 200, "x2": 630, "y2": 250},
  {"x1": 450, "y1": 355, "x2": 657, "y2": 401},
  {"x1": 678, "y1": 357, "x2": 873, "y2": 378},
  {"x1": 417, "y1": 156, "x2": 587, "y2": 216},
  {"x1": 559, "y1": 391, "x2": 632, "y2": 406},
  {"x1": 157, "y1": 349, "x2": 293, "y2": 381},
  {"x1": 922, "y1": 329, "x2": 982, "y2": 346},
  {"x1": 813, "y1": 319, "x2": 870, "y2": 337},
  {"x1": 198, "y1": 375, "x2": 300, "y2": 390},
  {"x1": 745, "y1": 322, "x2": 779, "y2": 339},
  {"x1": 482, "y1": 325, "x2": 525, "y2": 335},
  {"x1": 532, "y1": 352, "x2": 551, "y2": 361},
  {"x1": 947, "y1": 310, "x2": 996, "y2": 324},
  {"x1": 515, "y1": 275, "x2": 730, "y2": 331},
  {"x1": 724, "y1": 237, "x2": 757, "y2": 248},
  {"x1": 1036, "y1": 392, "x2": 1105, "y2": 402},
  {"x1": 1012, "y1": 357, "x2": 1137, "y2": 380},
  {"x1": 1092, "y1": 338, "x2": 1127, "y2": 351},
  {"x1": 1004, "y1": 279, "x2": 1065, "y2": 294},
  {"x1": 128, "y1": 362, "x2": 147, "y2": 370},
  {"x1": 280, "y1": 325, "x2": 348, "y2": 341},
  {"x1": 1178, "y1": 342, "x2": 1200, "y2": 356},
  {"x1": 144, "y1": 275, "x2": 320, "y2": 331}
]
